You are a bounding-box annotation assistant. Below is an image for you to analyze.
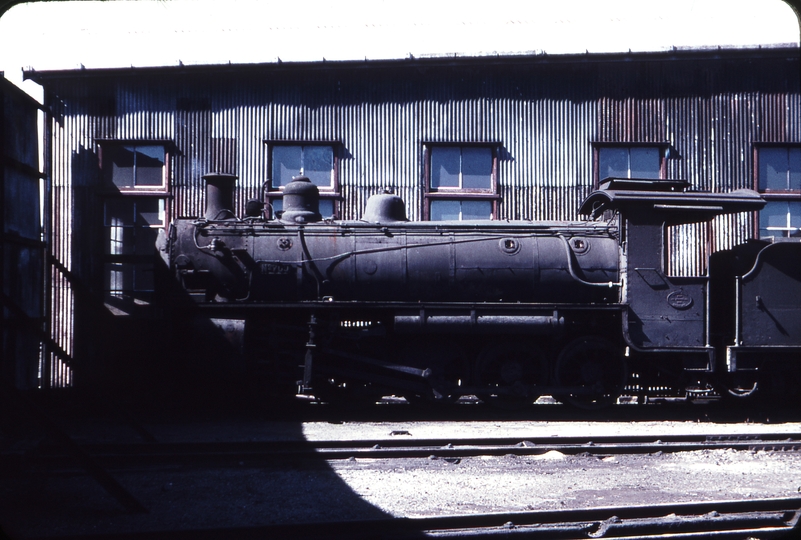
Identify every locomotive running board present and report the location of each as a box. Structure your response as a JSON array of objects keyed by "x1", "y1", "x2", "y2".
[{"x1": 394, "y1": 309, "x2": 565, "y2": 334}]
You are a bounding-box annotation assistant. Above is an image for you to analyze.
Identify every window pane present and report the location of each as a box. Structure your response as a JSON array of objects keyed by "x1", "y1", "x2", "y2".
[
  {"x1": 430, "y1": 200, "x2": 461, "y2": 221},
  {"x1": 790, "y1": 148, "x2": 801, "y2": 191},
  {"x1": 630, "y1": 147, "x2": 660, "y2": 179},
  {"x1": 759, "y1": 147, "x2": 789, "y2": 191},
  {"x1": 461, "y1": 147, "x2": 493, "y2": 190},
  {"x1": 272, "y1": 146, "x2": 302, "y2": 188},
  {"x1": 270, "y1": 198, "x2": 283, "y2": 216},
  {"x1": 431, "y1": 147, "x2": 460, "y2": 189},
  {"x1": 134, "y1": 264, "x2": 155, "y2": 292},
  {"x1": 430, "y1": 200, "x2": 492, "y2": 221},
  {"x1": 318, "y1": 199, "x2": 335, "y2": 219},
  {"x1": 134, "y1": 227, "x2": 159, "y2": 255},
  {"x1": 460, "y1": 200, "x2": 493, "y2": 220},
  {"x1": 268, "y1": 198, "x2": 334, "y2": 219},
  {"x1": 135, "y1": 198, "x2": 164, "y2": 227},
  {"x1": 134, "y1": 146, "x2": 165, "y2": 186},
  {"x1": 790, "y1": 201, "x2": 801, "y2": 231},
  {"x1": 109, "y1": 146, "x2": 135, "y2": 188},
  {"x1": 303, "y1": 146, "x2": 334, "y2": 188},
  {"x1": 105, "y1": 199, "x2": 135, "y2": 226},
  {"x1": 105, "y1": 262, "x2": 132, "y2": 295},
  {"x1": 105, "y1": 226, "x2": 134, "y2": 255},
  {"x1": 759, "y1": 201, "x2": 790, "y2": 237},
  {"x1": 598, "y1": 148, "x2": 629, "y2": 180}
]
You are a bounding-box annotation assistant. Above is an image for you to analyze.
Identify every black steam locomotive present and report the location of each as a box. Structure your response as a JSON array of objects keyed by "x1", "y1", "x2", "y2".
[{"x1": 158, "y1": 173, "x2": 801, "y2": 408}]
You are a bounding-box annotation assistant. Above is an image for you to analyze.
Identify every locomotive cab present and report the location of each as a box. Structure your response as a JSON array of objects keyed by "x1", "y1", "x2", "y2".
[
  {"x1": 580, "y1": 178, "x2": 764, "y2": 365},
  {"x1": 580, "y1": 178, "x2": 774, "y2": 402}
]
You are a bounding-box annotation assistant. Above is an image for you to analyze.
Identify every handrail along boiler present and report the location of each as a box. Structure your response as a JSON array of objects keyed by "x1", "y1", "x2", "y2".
[{"x1": 158, "y1": 173, "x2": 801, "y2": 407}]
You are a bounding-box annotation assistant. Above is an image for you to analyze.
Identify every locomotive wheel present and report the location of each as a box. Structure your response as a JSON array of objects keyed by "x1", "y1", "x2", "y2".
[
  {"x1": 475, "y1": 342, "x2": 547, "y2": 410},
  {"x1": 314, "y1": 379, "x2": 384, "y2": 408},
  {"x1": 554, "y1": 336, "x2": 627, "y2": 410}
]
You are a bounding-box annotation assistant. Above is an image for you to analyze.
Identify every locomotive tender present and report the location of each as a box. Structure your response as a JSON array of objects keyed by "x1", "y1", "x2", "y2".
[{"x1": 158, "y1": 173, "x2": 801, "y2": 407}]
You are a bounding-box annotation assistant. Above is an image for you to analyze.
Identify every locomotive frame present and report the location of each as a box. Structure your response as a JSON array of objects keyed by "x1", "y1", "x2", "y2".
[{"x1": 158, "y1": 174, "x2": 801, "y2": 408}]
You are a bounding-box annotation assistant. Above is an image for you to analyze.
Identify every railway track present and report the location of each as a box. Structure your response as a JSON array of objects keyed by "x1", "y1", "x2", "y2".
[
  {"x1": 10, "y1": 430, "x2": 801, "y2": 539},
  {"x1": 30, "y1": 432, "x2": 801, "y2": 468},
  {"x1": 23, "y1": 497, "x2": 801, "y2": 539}
]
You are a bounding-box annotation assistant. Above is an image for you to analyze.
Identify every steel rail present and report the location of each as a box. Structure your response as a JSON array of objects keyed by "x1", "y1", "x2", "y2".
[
  {"x1": 22, "y1": 496, "x2": 801, "y2": 540},
  {"x1": 29, "y1": 432, "x2": 801, "y2": 469}
]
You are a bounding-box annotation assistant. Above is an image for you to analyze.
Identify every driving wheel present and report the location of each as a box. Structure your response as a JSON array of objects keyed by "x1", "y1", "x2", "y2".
[{"x1": 554, "y1": 336, "x2": 627, "y2": 409}]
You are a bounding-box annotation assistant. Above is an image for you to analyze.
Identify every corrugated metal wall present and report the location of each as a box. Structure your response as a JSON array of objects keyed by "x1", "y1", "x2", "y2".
[
  {"x1": 44, "y1": 53, "x2": 800, "y2": 222},
  {"x1": 37, "y1": 50, "x2": 800, "y2": 386}
]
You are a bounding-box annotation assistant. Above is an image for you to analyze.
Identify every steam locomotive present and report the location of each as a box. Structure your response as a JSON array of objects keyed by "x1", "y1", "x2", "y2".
[{"x1": 157, "y1": 173, "x2": 801, "y2": 408}]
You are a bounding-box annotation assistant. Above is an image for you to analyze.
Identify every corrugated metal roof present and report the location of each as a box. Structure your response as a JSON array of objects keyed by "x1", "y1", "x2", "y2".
[
  {"x1": 23, "y1": 46, "x2": 801, "y2": 84},
  {"x1": 2, "y1": 0, "x2": 798, "y2": 76}
]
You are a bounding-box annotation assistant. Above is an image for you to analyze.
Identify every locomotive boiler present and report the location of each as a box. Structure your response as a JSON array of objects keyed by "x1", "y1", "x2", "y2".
[{"x1": 158, "y1": 173, "x2": 801, "y2": 408}]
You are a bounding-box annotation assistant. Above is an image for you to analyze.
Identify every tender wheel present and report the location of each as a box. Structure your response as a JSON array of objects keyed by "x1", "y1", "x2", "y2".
[
  {"x1": 475, "y1": 342, "x2": 548, "y2": 410},
  {"x1": 554, "y1": 336, "x2": 627, "y2": 410}
]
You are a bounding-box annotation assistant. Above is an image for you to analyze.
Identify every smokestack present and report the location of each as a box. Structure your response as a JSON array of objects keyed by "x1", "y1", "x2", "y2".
[{"x1": 203, "y1": 173, "x2": 237, "y2": 220}]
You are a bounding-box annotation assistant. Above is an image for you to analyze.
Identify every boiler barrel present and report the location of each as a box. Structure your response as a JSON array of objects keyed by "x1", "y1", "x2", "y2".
[{"x1": 247, "y1": 227, "x2": 620, "y2": 304}]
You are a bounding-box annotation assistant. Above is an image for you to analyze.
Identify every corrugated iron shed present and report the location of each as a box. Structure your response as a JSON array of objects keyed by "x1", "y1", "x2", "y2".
[{"x1": 22, "y1": 46, "x2": 801, "y2": 387}]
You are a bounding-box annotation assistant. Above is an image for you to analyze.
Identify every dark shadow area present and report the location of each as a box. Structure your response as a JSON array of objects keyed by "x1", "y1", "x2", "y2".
[
  {"x1": 294, "y1": 395, "x2": 801, "y2": 425},
  {"x1": 0, "y1": 387, "x2": 403, "y2": 540}
]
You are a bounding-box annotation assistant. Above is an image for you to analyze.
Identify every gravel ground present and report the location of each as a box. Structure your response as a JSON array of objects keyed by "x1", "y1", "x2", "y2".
[
  {"x1": 331, "y1": 447, "x2": 801, "y2": 517},
  {"x1": 2, "y1": 407, "x2": 801, "y2": 538}
]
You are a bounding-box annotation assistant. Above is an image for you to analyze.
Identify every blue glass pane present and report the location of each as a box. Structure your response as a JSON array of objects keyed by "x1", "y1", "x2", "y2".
[
  {"x1": 598, "y1": 148, "x2": 628, "y2": 180},
  {"x1": 759, "y1": 147, "x2": 788, "y2": 191},
  {"x1": 105, "y1": 263, "x2": 132, "y2": 293},
  {"x1": 272, "y1": 146, "x2": 302, "y2": 188},
  {"x1": 790, "y1": 201, "x2": 801, "y2": 229},
  {"x1": 104, "y1": 227, "x2": 134, "y2": 255},
  {"x1": 303, "y1": 146, "x2": 333, "y2": 188},
  {"x1": 104, "y1": 199, "x2": 135, "y2": 226},
  {"x1": 430, "y1": 200, "x2": 460, "y2": 221},
  {"x1": 135, "y1": 198, "x2": 164, "y2": 226},
  {"x1": 134, "y1": 228, "x2": 159, "y2": 256},
  {"x1": 462, "y1": 147, "x2": 492, "y2": 189},
  {"x1": 789, "y1": 148, "x2": 801, "y2": 191},
  {"x1": 319, "y1": 199, "x2": 335, "y2": 218},
  {"x1": 110, "y1": 146, "x2": 135, "y2": 188},
  {"x1": 134, "y1": 145, "x2": 165, "y2": 186},
  {"x1": 270, "y1": 198, "x2": 283, "y2": 217},
  {"x1": 431, "y1": 147, "x2": 460, "y2": 189},
  {"x1": 134, "y1": 264, "x2": 155, "y2": 292},
  {"x1": 460, "y1": 200, "x2": 493, "y2": 220},
  {"x1": 630, "y1": 147, "x2": 660, "y2": 179},
  {"x1": 759, "y1": 201, "x2": 788, "y2": 237}
]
